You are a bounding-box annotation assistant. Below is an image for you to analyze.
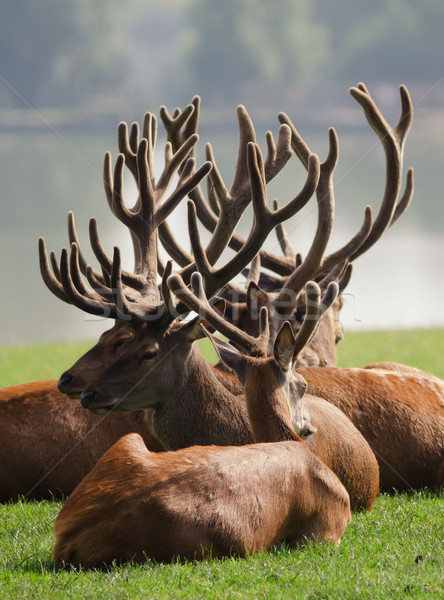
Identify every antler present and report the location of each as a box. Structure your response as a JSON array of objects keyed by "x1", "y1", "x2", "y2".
[
  {"x1": 289, "y1": 281, "x2": 339, "y2": 361},
  {"x1": 276, "y1": 83, "x2": 414, "y2": 278},
  {"x1": 168, "y1": 271, "x2": 270, "y2": 357},
  {"x1": 160, "y1": 97, "x2": 294, "y2": 268},
  {"x1": 182, "y1": 142, "x2": 320, "y2": 299},
  {"x1": 40, "y1": 129, "x2": 212, "y2": 321}
]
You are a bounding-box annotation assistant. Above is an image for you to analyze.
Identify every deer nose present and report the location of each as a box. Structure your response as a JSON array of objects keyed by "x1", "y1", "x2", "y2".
[
  {"x1": 57, "y1": 374, "x2": 72, "y2": 393},
  {"x1": 80, "y1": 390, "x2": 96, "y2": 409}
]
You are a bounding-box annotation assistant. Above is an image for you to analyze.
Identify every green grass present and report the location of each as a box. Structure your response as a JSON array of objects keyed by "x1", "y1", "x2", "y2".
[
  {"x1": 0, "y1": 341, "x2": 92, "y2": 388},
  {"x1": 0, "y1": 329, "x2": 443, "y2": 599},
  {"x1": 0, "y1": 492, "x2": 442, "y2": 599}
]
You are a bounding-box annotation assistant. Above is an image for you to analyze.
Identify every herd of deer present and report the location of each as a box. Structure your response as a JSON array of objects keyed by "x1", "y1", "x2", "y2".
[{"x1": 1, "y1": 83, "x2": 443, "y2": 568}]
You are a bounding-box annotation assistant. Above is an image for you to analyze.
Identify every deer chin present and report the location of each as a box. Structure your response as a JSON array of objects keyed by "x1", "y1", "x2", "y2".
[{"x1": 80, "y1": 391, "x2": 123, "y2": 414}]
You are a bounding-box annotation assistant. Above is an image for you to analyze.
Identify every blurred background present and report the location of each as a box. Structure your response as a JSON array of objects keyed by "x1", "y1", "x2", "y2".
[{"x1": 1, "y1": 0, "x2": 444, "y2": 344}]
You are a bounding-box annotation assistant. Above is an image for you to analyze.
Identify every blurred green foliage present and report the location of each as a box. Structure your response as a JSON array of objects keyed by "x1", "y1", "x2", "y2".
[{"x1": 1, "y1": 0, "x2": 443, "y2": 109}]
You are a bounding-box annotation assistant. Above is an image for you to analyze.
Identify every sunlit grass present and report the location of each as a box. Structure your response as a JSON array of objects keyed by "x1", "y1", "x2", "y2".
[
  {"x1": 0, "y1": 330, "x2": 443, "y2": 599},
  {"x1": 0, "y1": 491, "x2": 442, "y2": 600}
]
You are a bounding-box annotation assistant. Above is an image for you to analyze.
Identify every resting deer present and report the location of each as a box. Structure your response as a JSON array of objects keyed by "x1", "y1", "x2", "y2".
[
  {"x1": 52, "y1": 286, "x2": 351, "y2": 568},
  {"x1": 1, "y1": 103, "x2": 320, "y2": 502},
  {"x1": 0, "y1": 123, "x2": 215, "y2": 500},
  {"x1": 74, "y1": 262, "x2": 379, "y2": 512},
  {"x1": 57, "y1": 82, "x2": 413, "y2": 397},
  {"x1": 39, "y1": 109, "x2": 379, "y2": 511}
]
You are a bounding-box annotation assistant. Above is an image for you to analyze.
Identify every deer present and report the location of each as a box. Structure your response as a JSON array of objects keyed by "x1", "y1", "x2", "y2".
[
  {"x1": 43, "y1": 82, "x2": 414, "y2": 408},
  {"x1": 52, "y1": 284, "x2": 351, "y2": 568},
  {"x1": 0, "y1": 103, "x2": 320, "y2": 502},
  {"x1": 44, "y1": 113, "x2": 381, "y2": 512},
  {"x1": 66, "y1": 230, "x2": 379, "y2": 513},
  {"x1": 0, "y1": 122, "x2": 217, "y2": 501},
  {"x1": 46, "y1": 85, "x2": 435, "y2": 497}
]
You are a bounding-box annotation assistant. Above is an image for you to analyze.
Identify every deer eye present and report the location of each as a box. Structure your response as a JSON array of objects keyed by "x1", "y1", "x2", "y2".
[{"x1": 139, "y1": 349, "x2": 158, "y2": 364}]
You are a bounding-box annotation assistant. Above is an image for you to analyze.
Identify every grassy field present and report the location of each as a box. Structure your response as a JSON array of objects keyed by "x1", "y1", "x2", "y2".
[{"x1": 0, "y1": 329, "x2": 443, "y2": 599}]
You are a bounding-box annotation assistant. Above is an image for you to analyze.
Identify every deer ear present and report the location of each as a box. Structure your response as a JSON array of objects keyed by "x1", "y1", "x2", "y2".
[
  {"x1": 273, "y1": 321, "x2": 295, "y2": 372},
  {"x1": 203, "y1": 328, "x2": 247, "y2": 383},
  {"x1": 180, "y1": 315, "x2": 206, "y2": 342}
]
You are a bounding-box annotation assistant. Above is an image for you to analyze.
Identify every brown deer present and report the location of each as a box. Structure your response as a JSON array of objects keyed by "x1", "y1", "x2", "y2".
[
  {"x1": 0, "y1": 381, "x2": 164, "y2": 501},
  {"x1": 0, "y1": 107, "x2": 319, "y2": 502},
  {"x1": 76, "y1": 267, "x2": 379, "y2": 512},
  {"x1": 0, "y1": 122, "x2": 215, "y2": 501},
  {"x1": 52, "y1": 287, "x2": 351, "y2": 568},
  {"x1": 79, "y1": 258, "x2": 443, "y2": 494},
  {"x1": 41, "y1": 105, "x2": 379, "y2": 514},
  {"x1": 45, "y1": 82, "x2": 413, "y2": 409}
]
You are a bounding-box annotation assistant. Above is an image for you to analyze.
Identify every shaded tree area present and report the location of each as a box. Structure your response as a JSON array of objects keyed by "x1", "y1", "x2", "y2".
[
  {"x1": 0, "y1": 0, "x2": 133, "y2": 107},
  {"x1": 1, "y1": 0, "x2": 443, "y2": 109},
  {"x1": 180, "y1": 0, "x2": 327, "y2": 104},
  {"x1": 313, "y1": 0, "x2": 444, "y2": 81}
]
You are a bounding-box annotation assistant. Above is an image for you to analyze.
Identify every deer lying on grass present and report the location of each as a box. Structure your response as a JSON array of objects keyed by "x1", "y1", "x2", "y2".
[
  {"x1": 44, "y1": 82, "x2": 413, "y2": 410},
  {"x1": 52, "y1": 285, "x2": 351, "y2": 568},
  {"x1": 0, "y1": 381, "x2": 164, "y2": 501},
  {"x1": 73, "y1": 257, "x2": 379, "y2": 512},
  {"x1": 46, "y1": 119, "x2": 379, "y2": 511},
  {"x1": 0, "y1": 125, "x2": 215, "y2": 500},
  {"x1": 0, "y1": 103, "x2": 320, "y2": 502}
]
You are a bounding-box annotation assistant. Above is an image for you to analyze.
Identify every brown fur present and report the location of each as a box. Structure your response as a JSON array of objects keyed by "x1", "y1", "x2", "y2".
[
  {"x1": 0, "y1": 380, "x2": 163, "y2": 501},
  {"x1": 82, "y1": 324, "x2": 378, "y2": 511},
  {"x1": 299, "y1": 366, "x2": 444, "y2": 491},
  {"x1": 58, "y1": 322, "x2": 133, "y2": 398},
  {"x1": 54, "y1": 349, "x2": 352, "y2": 568}
]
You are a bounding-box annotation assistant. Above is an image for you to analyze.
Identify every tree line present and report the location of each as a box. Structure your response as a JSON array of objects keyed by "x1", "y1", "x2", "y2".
[{"x1": 1, "y1": 0, "x2": 442, "y2": 108}]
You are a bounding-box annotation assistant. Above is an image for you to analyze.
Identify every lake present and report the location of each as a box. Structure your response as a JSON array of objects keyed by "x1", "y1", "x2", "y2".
[{"x1": 1, "y1": 100, "x2": 444, "y2": 345}]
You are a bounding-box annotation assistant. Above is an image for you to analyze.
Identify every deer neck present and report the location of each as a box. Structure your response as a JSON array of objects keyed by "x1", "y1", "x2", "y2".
[
  {"x1": 149, "y1": 343, "x2": 253, "y2": 450},
  {"x1": 244, "y1": 362, "x2": 301, "y2": 444}
]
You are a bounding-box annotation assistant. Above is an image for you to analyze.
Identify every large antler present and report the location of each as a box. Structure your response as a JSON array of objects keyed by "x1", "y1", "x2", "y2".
[
  {"x1": 167, "y1": 271, "x2": 338, "y2": 363},
  {"x1": 160, "y1": 97, "x2": 294, "y2": 268},
  {"x1": 276, "y1": 82, "x2": 414, "y2": 277},
  {"x1": 40, "y1": 130, "x2": 212, "y2": 320},
  {"x1": 182, "y1": 142, "x2": 320, "y2": 300}
]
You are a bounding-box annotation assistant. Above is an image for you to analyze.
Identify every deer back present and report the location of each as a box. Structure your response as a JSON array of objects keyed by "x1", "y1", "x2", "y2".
[
  {"x1": 53, "y1": 433, "x2": 350, "y2": 567},
  {"x1": 299, "y1": 366, "x2": 444, "y2": 491}
]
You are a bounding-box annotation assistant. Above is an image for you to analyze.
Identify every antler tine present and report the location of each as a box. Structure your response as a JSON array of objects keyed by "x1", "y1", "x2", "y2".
[
  {"x1": 292, "y1": 281, "x2": 339, "y2": 361},
  {"x1": 272, "y1": 128, "x2": 338, "y2": 311},
  {"x1": 246, "y1": 254, "x2": 261, "y2": 287},
  {"x1": 117, "y1": 120, "x2": 140, "y2": 181},
  {"x1": 320, "y1": 206, "x2": 373, "y2": 275},
  {"x1": 345, "y1": 83, "x2": 413, "y2": 261},
  {"x1": 38, "y1": 237, "x2": 70, "y2": 303},
  {"x1": 88, "y1": 217, "x2": 145, "y2": 290},
  {"x1": 59, "y1": 246, "x2": 119, "y2": 319},
  {"x1": 387, "y1": 167, "x2": 414, "y2": 228},
  {"x1": 160, "y1": 260, "x2": 177, "y2": 315},
  {"x1": 66, "y1": 211, "x2": 105, "y2": 283},
  {"x1": 317, "y1": 261, "x2": 353, "y2": 295},
  {"x1": 167, "y1": 272, "x2": 269, "y2": 357},
  {"x1": 159, "y1": 99, "x2": 197, "y2": 154},
  {"x1": 184, "y1": 143, "x2": 319, "y2": 298},
  {"x1": 273, "y1": 199, "x2": 297, "y2": 263}
]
